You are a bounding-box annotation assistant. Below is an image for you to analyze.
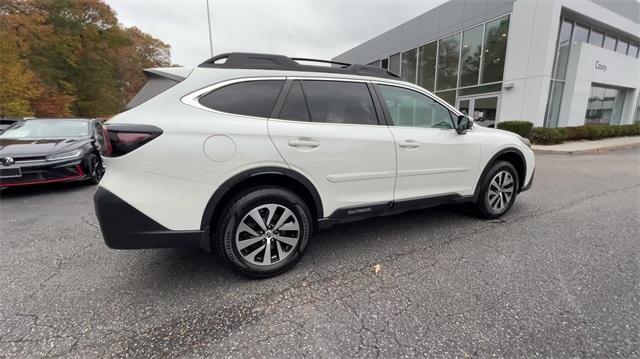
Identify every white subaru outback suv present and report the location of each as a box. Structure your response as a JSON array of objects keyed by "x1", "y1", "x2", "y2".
[{"x1": 94, "y1": 53, "x2": 534, "y2": 278}]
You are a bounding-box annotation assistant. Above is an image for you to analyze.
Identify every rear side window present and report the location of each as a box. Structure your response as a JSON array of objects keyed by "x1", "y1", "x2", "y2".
[
  {"x1": 278, "y1": 81, "x2": 310, "y2": 122},
  {"x1": 302, "y1": 81, "x2": 378, "y2": 125},
  {"x1": 199, "y1": 80, "x2": 284, "y2": 118}
]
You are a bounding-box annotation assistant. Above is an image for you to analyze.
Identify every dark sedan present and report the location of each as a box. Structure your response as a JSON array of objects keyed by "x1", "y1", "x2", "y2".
[{"x1": 0, "y1": 119, "x2": 105, "y2": 188}]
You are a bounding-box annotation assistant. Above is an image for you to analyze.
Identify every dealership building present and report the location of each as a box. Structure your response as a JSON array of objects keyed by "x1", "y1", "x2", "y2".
[{"x1": 333, "y1": 0, "x2": 640, "y2": 127}]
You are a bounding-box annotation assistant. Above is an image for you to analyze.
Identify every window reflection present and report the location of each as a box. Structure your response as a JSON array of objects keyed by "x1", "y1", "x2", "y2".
[
  {"x1": 585, "y1": 85, "x2": 624, "y2": 125},
  {"x1": 417, "y1": 42, "x2": 437, "y2": 91},
  {"x1": 481, "y1": 15, "x2": 510, "y2": 84},
  {"x1": 389, "y1": 53, "x2": 401, "y2": 75},
  {"x1": 460, "y1": 25, "x2": 483, "y2": 87},
  {"x1": 401, "y1": 48, "x2": 418, "y2": 83},
  {"x1": 436, "y1": 33, "x2": 461, "y2": 90}
]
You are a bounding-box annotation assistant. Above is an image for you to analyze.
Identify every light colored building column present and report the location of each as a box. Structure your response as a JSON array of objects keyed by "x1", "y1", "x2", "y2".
[{"x1": 499, "y1": 0, "x2": 561, "y2": 127}]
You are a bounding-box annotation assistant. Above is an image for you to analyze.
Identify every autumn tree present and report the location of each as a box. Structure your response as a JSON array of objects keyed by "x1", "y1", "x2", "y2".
[{"x1": 0, "y1": 0, "x2": 173, "y2": 118}]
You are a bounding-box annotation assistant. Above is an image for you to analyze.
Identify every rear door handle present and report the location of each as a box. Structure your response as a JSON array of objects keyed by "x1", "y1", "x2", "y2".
[
  {"x1": 398, "y1": 140, "x2": 421, "y2": 148},
  {"x1": 288, "y1": 139, "x2": 320, "y2": 148}
]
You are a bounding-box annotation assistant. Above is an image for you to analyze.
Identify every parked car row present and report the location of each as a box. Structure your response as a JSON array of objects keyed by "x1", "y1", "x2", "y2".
[{"x1": 0, "y1": 118, "x2": 105, "y2": 188}]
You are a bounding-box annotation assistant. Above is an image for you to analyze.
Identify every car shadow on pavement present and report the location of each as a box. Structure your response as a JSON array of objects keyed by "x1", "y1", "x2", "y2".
[
  {"x1": 0, "y1": 181, "x2": 95, "y2": 199},
  {"x1": 128, "y1": 203, "x2": 476, "y2": 289}
]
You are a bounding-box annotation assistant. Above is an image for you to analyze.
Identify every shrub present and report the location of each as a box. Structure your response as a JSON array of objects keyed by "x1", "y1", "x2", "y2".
[
  {"x1": 528, "y1": 128, "x2": 565, "y2": 145},
  {"x1": 566, "y1": 126, "x2": 589, "y2": 141},
  {"x1": 556, "y1": 127, "x2": 568, "y2": 140},
  {"x1": 496, "y1": 121, "x2": 534, "y2": 138},
  {"x1": 613, "y1": 125, "x2": 626, "y2": 136},
  {"x1": 585, "y1": 125, "x2": 603, "y2": 140}
]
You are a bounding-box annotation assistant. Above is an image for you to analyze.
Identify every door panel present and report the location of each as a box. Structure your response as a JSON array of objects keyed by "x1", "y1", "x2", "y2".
[
  {"x1": 377, "y1": 84, "x2": 481, "y2": 200},
  {"x1": 389, "y1": 127, "x2": 480, "y2": 199},
  {"x1": 269, "y1": 120, "x2": 396, "y2": 216},
  {"x1": 269, "y1": 80, "x2": 396, "y2": 217}
]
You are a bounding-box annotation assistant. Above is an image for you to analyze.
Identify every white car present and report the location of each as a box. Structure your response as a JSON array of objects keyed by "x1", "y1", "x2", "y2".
[{"x1": 94, "y1": 53, "x2": 534, "y2": 277}]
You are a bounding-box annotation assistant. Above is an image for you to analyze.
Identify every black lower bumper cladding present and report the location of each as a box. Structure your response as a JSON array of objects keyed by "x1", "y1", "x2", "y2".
[
  {"x1": 0, "y1": 162, "x2": 85, "y2": 187},
  {"x1": 94, "y1": 188, "x2": 205, "y2": 249}
]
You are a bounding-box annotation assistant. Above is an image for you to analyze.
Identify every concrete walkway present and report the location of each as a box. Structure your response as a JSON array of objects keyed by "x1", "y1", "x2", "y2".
[{"x1": 532, "y1": 136, "x2": 640, "y2": 154}]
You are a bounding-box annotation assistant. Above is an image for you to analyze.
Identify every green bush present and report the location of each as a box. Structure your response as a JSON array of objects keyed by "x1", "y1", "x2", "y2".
[
  {"x1": 528, "y1": 128, "x2": 565, "y2": 145},
  {"x1": 496, "y1": 121, "x2": 534, "y2": 138},
  {"x1": 613, "y1": 125, "x2": 626, "y2": 136},
  {"x1": 566, "y1": 126, "x2": 589, "y2": 140},
  {"x1": 585, "y1": 125, "x2": 603, "y2": 140}
]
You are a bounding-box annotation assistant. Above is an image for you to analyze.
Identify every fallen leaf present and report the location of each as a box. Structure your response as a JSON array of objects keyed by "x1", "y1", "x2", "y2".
[{"x1": 373, "y1": 264, "x2": 382, "y2": 274}]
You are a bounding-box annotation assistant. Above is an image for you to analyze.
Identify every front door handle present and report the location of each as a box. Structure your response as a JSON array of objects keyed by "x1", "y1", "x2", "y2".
[
  {"x1": 288, "y1": 139, "x2": 320, "y2": 148},
  {"x1": 398, "y1": 140, "x2": 421, "y2": 148}
]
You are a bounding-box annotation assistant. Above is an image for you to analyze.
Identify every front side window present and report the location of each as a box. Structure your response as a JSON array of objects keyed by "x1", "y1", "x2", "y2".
[
  {"x1": 198, "y1": 80, "x2": 284, "y2": 118},
  {"x1": 302, "y1": 81, "x2": 378, "y2": 125},
  {"x1": 378, "y1": 85, "x2": 454, "y2": 129}
]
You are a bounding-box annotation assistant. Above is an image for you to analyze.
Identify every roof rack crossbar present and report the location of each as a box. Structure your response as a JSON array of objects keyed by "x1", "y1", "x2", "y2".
[{"x1": 198, "y1": 52, "x2": 401, "y2": 80}]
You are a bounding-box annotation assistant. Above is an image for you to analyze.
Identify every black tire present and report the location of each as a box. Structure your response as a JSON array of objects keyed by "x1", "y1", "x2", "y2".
[
  {"x1": 85, "y1": 154, "x2": 104, "y2": 185},
  {"x1": 214, "y1": 187, "x2": 312, "y2": 278},
  {"x1": 473, "y1": 161, "x2": 519, "y2": 219}
]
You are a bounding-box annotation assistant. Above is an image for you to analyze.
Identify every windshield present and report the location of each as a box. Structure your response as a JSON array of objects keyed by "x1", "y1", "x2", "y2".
[{"x1": 0, "y1": 120, "x2": 89, "y2": 139}]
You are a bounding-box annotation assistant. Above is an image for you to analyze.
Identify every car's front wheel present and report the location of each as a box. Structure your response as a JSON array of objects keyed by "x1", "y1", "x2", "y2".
[
  {"x1": 473, "y1": 161, "x2": 519, "y2": 219},
  {"x1": 215, "y1": 187, "x2": 312, "y2": 278},
  {"x1": 85, "y1": 154, "x2": 104, "y2": 185}
]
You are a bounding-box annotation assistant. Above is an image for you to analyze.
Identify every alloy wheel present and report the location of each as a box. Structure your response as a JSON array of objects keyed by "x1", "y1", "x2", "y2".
[
  {"x1": 235, "y1": 204, "x2": 300, "y2": 266},
  {"x1": 487, "y1": 170, "x2": 515, "y2": 212}
]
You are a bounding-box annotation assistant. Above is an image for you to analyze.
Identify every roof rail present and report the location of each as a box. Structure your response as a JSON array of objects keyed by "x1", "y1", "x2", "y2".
[{"x1": 198, "y1": 52, "x2": 402, "y2": 80}]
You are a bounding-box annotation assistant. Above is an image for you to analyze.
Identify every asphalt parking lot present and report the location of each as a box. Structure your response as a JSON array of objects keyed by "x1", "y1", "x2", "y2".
[{"x1": 1, "y1": 149, "x2": 639, "y2": 358}]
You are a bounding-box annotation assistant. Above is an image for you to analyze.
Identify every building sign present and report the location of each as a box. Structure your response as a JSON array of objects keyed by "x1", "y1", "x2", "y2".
[{"x1": 595, "y1": 60, "x2": 607, "y2": 73}]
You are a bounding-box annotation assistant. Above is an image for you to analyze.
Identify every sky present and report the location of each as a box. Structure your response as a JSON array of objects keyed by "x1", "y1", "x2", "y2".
[{"x1": 105, "y1": 0, "x2": 447, "y2": 68}]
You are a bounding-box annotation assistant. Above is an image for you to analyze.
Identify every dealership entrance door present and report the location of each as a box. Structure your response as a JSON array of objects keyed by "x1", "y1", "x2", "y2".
[{"x1": 456, "y1": 94, "x2": 500, "y2": 127}]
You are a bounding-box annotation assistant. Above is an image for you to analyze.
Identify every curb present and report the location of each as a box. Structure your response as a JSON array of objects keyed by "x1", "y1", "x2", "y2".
[{"x1": 532, "y1": 141, "x2": 640, "y2": 155}]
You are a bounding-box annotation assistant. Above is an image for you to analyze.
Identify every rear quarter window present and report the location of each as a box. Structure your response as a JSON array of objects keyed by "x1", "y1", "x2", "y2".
[{"x1": 198, "y1": 80, "x2": 285, "y2": 118}]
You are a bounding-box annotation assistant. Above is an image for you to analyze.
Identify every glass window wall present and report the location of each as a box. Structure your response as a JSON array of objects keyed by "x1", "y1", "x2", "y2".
[
  {"x1": 436, "y1": 33, "x2": 461, "y2": 90},
  {"x1": 401, "y1": 48, "x2": 418, "y2": 83},
  {"x1": 604, "y1": 35, "x2": 617, "y2": 51},
  {"x1": 417, "y1": 42, "x2": 437, "y2": 91},
  {"x1": 585, "y1": 85, "x2": 624, "y2": 125},
  {"x1": 589, "y1": 30, "x2": 604, "y2": 46},
  {"x1": 481, "y1": 15, "x2": 510, "y2": 84},
  {"x1": 572, "y1": 23, "x2": 589, "y2": 44},
  {"x1": 616, "y1": 39, "x2": 629, "y2": 54},
  {"x1": 389, "y1": 53, "x2": 401, "y2": 75},
  {"x1": 381, "y1": 58, "x2": 389, "y2": 69},
  {"x1": 460, "y1": 25, "x2": 484, "y2": 87}
]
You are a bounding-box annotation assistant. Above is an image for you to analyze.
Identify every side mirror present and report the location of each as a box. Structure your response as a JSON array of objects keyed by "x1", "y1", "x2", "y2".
[{"x1": 455, "y1": 115, "x2": 473, "y2": 134}]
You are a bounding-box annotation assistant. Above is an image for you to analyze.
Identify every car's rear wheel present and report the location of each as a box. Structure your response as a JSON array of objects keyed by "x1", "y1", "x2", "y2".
[
  {"x1": 473, "y1": 161, "x2": 519, "y2": 219},
  {"x1": 215, "y1": 187, "x2": 312, "y2": 278}
]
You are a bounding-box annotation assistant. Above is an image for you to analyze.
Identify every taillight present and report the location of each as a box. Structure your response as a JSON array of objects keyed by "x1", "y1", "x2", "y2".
[{"x1": 101, "y1": 124, "x2": 162, "y2": 157}]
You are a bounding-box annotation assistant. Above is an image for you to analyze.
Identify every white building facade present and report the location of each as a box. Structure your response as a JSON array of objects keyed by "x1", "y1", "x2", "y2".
[{"x1": 333, "y1": 0, "x2": 640, "y2": 128}]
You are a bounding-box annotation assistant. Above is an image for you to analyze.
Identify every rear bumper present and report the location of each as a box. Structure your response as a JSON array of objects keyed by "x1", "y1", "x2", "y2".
[{"x1": 94, "y1": 187, "x2": 205, "y2": 249}]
